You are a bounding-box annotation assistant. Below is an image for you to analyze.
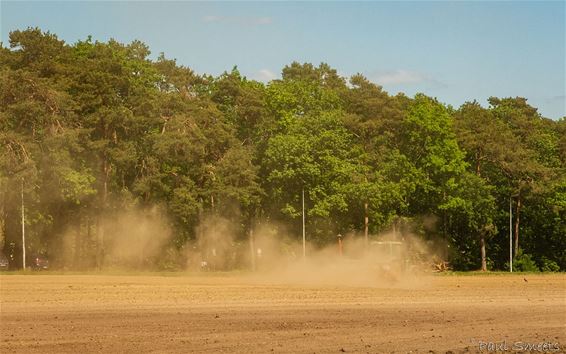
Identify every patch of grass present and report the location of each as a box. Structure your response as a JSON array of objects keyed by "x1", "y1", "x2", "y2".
[{"x1": 435, "y1": 271, "x2": 561, "y2": 276}]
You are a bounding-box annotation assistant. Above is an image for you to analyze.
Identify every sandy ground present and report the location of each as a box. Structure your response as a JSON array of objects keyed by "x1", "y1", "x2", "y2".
[{"x1": 0, "y1": 273, "x2": 564, "y2": 353}]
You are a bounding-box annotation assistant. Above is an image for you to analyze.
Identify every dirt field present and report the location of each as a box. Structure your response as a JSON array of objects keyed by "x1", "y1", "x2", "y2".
[{"x1": 0, "y1": 273, "x2": 564, "y2": 353}]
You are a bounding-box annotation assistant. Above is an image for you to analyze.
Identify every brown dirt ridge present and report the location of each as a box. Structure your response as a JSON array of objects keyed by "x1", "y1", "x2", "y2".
[{"x1": 1, "y1": 273, "x2": 564, "y2": 353}]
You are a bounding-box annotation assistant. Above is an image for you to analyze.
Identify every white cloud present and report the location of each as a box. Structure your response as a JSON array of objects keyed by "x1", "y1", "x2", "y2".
[
  {"x1": 368, "y1": 69, "x2": 446, "y2": 90},
  {"x1": 202, "y1": 15, "x2": 273, "y2": 26},
  {"x1": 253, "y1": 69, "x2": 277, "y2": 82},
  {"x1": 372, "y1": 69, "x2": 428, "y2": 85},
  {"x1": 203, "y1": 15, "x2": 222, "y2": 23},
  {"x1": 255, "y1": 17, "x2": 273, "y2": 25}
]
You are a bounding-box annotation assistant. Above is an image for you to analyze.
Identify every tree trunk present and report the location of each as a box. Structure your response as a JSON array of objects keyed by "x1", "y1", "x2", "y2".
[
  {"x1": 475, "y1": 149, "x2": 482, "y2": 177},
  {"x1": 514, "y1": 194, "x2": 521, "y2": 257},
  {"x1": 87, "y1": 216, "x2": 91, "y2": 268},
  {"x1": 74, "y1": 212, "x2": 81, "y2": 269},
  {"x1": 476, "y1": 154, "x2": 487, "y2": 272},
  {"x1": 96, "y1": 217, "x2": 103, "y2": 270},
  {"x1": 0, "y1": 187, "x2": 5, "y2": 250},
  {"x1": 249, "y1": 226, "x2": 256, "y2": 271},
  {"x1": 480, "y1": 233, "x2": 487, "y2": 271},
  {"x1": 392, "y1": 218, "x2": 397, "y2": 239},
  {"x1": 364, "y1": 202, "x2": 369, "y2": 245},
  {"x1": 96, "y1": 158, "x2": 109, "y2": 270}
]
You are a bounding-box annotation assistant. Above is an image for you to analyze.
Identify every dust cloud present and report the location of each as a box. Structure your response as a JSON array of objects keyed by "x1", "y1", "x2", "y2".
[
  {"x1": 249, "y1": 232, "x2": 434, "y2": 288},
  {"x1": 59, "y1": 205, "x2": 172, "y2": 269},
  {"x1": 193, "y1": 214, "x2": 239, "y2": 271},
  {"x1": 102, "y1": 206, "x2": 172, "y2": 268},
  {"x1": 58, "y1": 205, "x2": 440, "y2": 289},
  {"x1": 192, "y1": 217, "x2": 438, "y2": 288}
]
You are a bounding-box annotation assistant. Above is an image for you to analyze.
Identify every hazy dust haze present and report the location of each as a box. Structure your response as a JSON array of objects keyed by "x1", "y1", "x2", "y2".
[
  {"x1": 192, "y1": 217, "x2": 436, "y2": 288},
  {"x1": 58, "y1": 205, "x2": 172, "y2": 269}
]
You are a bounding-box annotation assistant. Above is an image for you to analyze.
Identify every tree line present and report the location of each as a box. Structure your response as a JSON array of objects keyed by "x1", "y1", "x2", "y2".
[{"x1": 1, "y1": 28, "x2": 564, "y2": 271}]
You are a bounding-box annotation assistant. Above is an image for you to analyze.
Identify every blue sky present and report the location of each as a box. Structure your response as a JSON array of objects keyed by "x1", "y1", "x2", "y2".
[{"x1": 1, "y1": 1, "x2": 564, "y2": 119}]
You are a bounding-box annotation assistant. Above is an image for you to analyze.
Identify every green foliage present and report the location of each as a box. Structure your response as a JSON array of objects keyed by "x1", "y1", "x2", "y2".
[
  {"x1": 513, "y1": 250, "x2": 539, "y2": 272},
  {"x1": 1, "y1": 28, "x2": 563, "y2": 271},
  {"x1": 264, "y1": 110, "x2": 357, "y2": 219},
  {"x1": 538, "y1": 257, "x2": 560, "y2": 272}
]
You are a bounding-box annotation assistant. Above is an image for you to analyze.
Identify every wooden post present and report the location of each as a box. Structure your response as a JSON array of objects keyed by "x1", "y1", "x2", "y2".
[{"x1": 21, "y1": 179, "x2": 26, "y2": 270}]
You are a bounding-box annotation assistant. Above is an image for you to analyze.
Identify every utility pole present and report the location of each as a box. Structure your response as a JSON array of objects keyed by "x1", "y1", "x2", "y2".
[
  {"x1": 21, "y1": 178, "x2": 26, "y2": 270},
  {"x1": 302, "y1": 187, "x2": 306, "y2": 260},
  {"x1": 509, "y1": 197, "x2": 513, "y2": 273}
]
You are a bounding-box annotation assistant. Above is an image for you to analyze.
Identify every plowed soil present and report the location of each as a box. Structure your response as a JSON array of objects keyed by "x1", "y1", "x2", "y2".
[{"x1": 1, "y1": 273, "x2": 564, "y2": 353}]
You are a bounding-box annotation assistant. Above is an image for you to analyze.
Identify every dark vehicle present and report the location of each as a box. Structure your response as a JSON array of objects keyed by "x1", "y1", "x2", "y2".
[
  {"x1": 369, "y1": 240, "x2": 408, "y2": 273},
  {"x1": 0, "y1": 252, "x2": 9, "y2": 270},
  {"x1": 29, "y1": 255, "x2": 49, "y2": 270}
]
